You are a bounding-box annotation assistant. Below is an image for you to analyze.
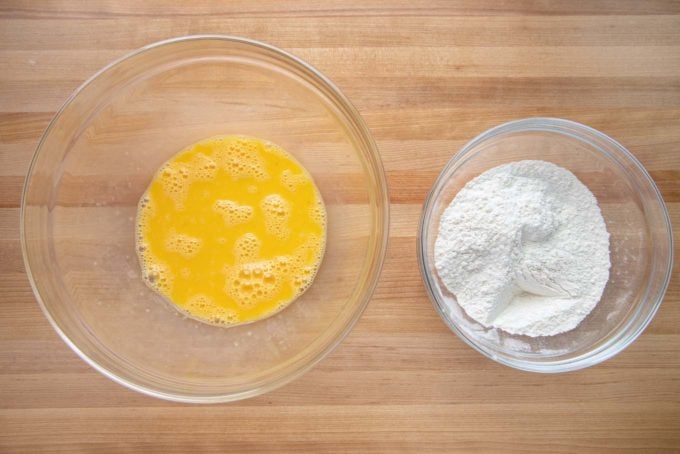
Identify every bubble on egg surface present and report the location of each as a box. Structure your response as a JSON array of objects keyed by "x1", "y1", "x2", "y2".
[
  {"x1": 213, "y1": 199, "x2": 254, "y2": 226},
  {"x1": 281, "y1": 169, "x2": 310, "y2": 192},
  {"x1": 138, "y1": 195, "x2": 154, "y2": 217},
  {"x1": 185, "y1": 294, "x2": 239, "y2": 325},
  {"x1": 260, "y1": 193, "x2": 291, "y2": 239},
  {"x1": 188, "y1": 152, "x2": 218, "y2": 180},
  {"x1": 157, "y1": 163, "x2": 193, "y2": 209},
  {"x1": 212, "y1": 136, "x2": 269, "y2": 181},
  {"x1": 141, "y1": 261, "x2": 174, "y2": 296},
  {"x1": 309, "y1": 199, "x2": 327, "y2": 226},
  {"x1": 165, "y1": 231, "x2": 203, "y2": 258},
  {"x1": 293, "y1": 233, "x2": 325, "y2": 264},
  {"x1": 234, "y1": 232, "x2": 261, "y2": 262},
  {"x1": 224, "y1": 260, "x2": 282, "y2": 309}
]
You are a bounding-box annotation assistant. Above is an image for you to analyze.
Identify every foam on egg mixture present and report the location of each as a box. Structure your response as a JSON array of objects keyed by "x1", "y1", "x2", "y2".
[{"x1": 136, "y1": 135, "x2": 326, "y2": 326}]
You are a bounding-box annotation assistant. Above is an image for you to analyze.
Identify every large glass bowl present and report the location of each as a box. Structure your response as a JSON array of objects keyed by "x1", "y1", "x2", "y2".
[
  {"x1": 418, "y1": 118, "x2": 672, "y2": 372},
  {"x1": 21, "y1": 36, "x2": 388, "y2": 402}
]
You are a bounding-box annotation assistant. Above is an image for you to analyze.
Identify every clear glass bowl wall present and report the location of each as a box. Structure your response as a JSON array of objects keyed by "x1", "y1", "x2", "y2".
[
  {"x1": 419, "y1": 118, "x2": 672, "y2": 372},
  {"x1": 22, "y1": 36, "x2": 388, "y2": 402}
]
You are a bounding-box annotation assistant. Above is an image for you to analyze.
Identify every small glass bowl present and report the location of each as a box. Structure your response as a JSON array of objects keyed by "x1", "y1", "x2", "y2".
[
  {"x1": 22, "y1": 36, "x2": 389, "y2": 402},
  {"x1": 418, "y1": 118, "x2": 673, "y2": 372}
]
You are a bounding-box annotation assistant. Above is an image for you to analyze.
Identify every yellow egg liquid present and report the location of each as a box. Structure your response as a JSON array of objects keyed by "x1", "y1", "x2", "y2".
[{"x1": 136, "y1": 135, "x2": 326, "y2": 326}]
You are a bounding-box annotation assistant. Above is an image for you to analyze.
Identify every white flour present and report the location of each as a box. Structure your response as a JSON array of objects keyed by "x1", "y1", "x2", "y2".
[{"x1": 434, "y1": 160, "x2": 610, "y2": 337}]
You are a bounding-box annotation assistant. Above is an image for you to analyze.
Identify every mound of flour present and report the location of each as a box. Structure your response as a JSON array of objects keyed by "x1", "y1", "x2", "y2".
[{"x1": 434, "y1": 160, "x2": 610, "y2": 337}]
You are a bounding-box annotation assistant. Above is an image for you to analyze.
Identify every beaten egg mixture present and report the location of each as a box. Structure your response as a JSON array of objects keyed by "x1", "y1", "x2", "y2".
[{"x1": 136, "y1": 135, "x2": 326, "y2": 326}]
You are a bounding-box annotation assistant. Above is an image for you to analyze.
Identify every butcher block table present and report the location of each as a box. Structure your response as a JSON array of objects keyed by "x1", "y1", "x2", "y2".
[{"x1": 1, "y1": 1, "x2": 679, "y2": 452}]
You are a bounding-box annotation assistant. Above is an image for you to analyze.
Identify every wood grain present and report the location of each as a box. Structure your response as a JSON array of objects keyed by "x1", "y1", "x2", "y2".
[{"x1": 1, "y1": 1, "x2": 680, "y2": 452}]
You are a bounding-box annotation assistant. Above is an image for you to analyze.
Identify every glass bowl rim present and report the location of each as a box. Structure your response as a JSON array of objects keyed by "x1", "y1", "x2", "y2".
[
  {"x1": 20, "y1": 34, "x2": 390, "y2": 402},
  {"x1": 417, "y1": 117, "x2": 673, "y2": 373}
]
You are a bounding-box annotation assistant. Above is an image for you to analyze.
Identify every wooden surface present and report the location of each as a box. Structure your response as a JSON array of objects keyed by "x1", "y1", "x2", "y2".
[{"x1": 2, "y1": 1, "x2": 680, "y2": 452}]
